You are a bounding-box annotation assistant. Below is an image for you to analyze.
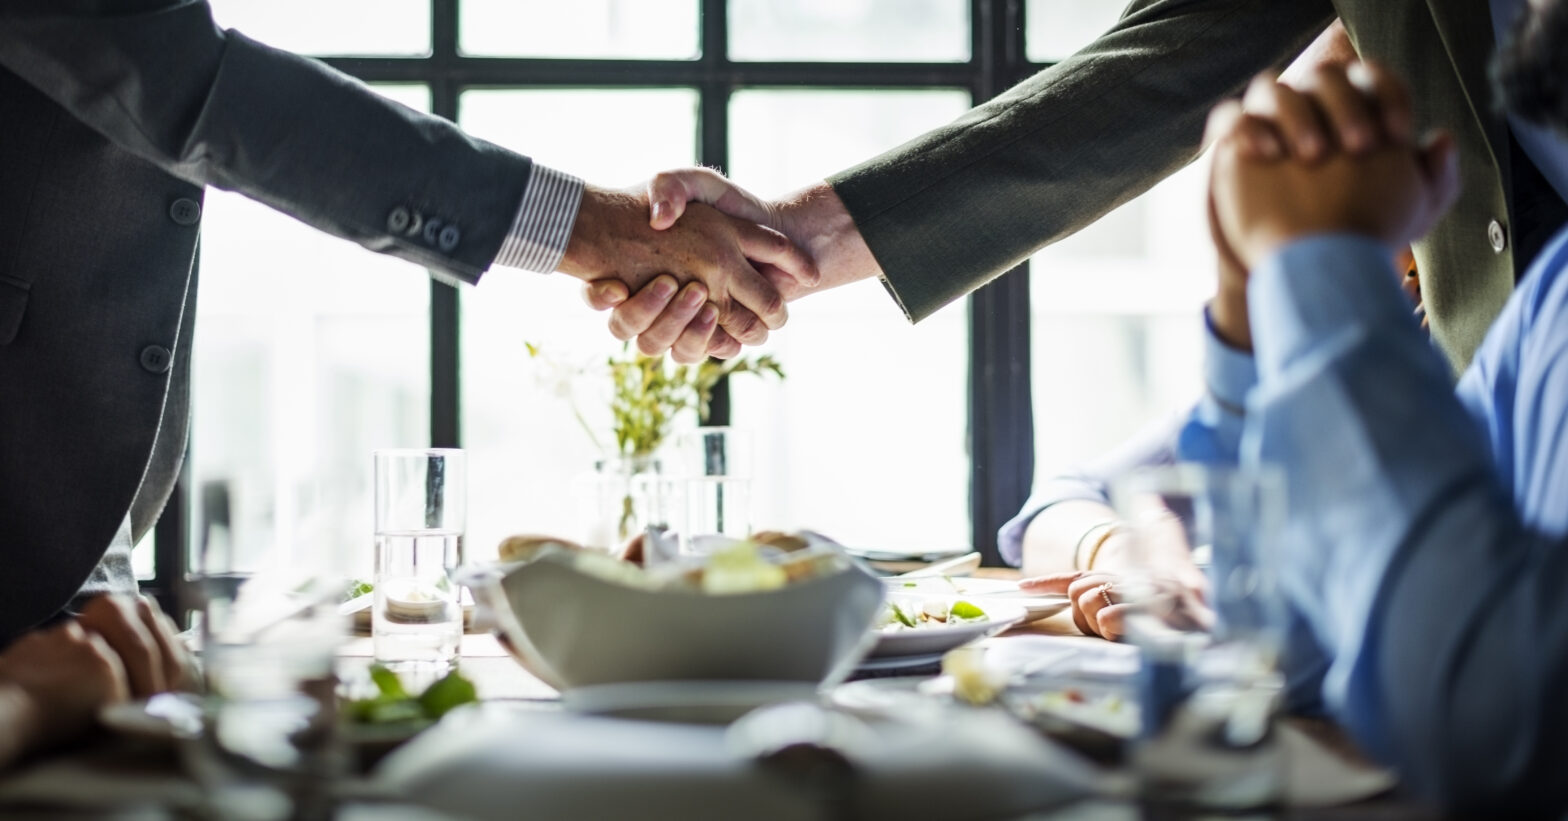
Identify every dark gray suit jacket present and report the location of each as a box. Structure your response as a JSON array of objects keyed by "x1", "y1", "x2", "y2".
[
  {"x1": 833, "y1": 0, "x2": 1525, "y2": 375},
  {"x1": 0, "y1": 1, "x2": 536, "y2": 642}
]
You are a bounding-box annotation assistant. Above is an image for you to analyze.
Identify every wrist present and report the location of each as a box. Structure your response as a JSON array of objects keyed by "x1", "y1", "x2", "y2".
[
  {"x1": 559, "y1": 186, "x2": 644, "y2": 284},
  {"x1": 779, "y1": 183, "x2": 881, "y2": 290},
  {"x1": 1208, "y1": 288, "x2": 1253, "y2": 351}
]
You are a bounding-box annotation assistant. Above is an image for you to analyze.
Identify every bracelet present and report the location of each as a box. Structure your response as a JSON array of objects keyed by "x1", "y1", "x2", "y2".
[
  {"x1": 1081, "y1": 523, "x2": 1123, "y2": 571},
  {"x1": 1072, "y1": 521, "x2": 1117, "y2": 570}
]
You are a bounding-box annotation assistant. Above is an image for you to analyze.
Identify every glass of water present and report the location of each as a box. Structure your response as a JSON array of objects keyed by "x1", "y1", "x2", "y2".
[
  {"x1": 675, "y1": 427, "x2": 751, "y2": 555},
  {"x1": 1109, "y1": 463, "x2": 1288, "y2": 810},
  {"x1": 373, "y1": 448, "x2": 465, "y2": 675},
  {"x1": 184, "y1": 478, "x2": 350, "y2": 820}
]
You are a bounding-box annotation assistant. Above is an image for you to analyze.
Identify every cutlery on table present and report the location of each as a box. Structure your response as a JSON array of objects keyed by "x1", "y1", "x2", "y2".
[{"x1": 896, "y1": 551, "x2": 981, "y2": 578}]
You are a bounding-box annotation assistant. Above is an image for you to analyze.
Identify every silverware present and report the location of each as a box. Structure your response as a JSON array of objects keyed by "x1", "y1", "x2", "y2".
[{"x1": 896, "y1": 551, "x2": 981, "y2": 578}]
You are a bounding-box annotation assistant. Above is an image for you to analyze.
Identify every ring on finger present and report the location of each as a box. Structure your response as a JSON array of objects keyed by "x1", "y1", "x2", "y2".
[{"x1": 1097, "y1": 583, "x2": 1115, "y2": 609}]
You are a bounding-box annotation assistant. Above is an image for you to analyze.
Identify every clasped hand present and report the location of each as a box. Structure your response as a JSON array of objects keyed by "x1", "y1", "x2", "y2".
[{"x1": 1204, "y1": 61, "x2": 1459, "y2": 346}]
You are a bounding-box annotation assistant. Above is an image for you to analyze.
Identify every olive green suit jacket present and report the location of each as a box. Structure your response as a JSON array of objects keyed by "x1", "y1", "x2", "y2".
[{"x1": 832, "y1": 0, "x2": 1517, "y2": 374}]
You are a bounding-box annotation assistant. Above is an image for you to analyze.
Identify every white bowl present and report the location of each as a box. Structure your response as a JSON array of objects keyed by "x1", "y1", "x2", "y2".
[{"x1": 482, "y1": 552, "x2": 884, "y2": 691}]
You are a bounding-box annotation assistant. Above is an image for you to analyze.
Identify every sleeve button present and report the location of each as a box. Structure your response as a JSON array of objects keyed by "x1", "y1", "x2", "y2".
[
  {"x1": 387, "y1": 206, "x2": 412, "y2": 234},
  {"x1": 438, "y1": 225, "x2": 461, "y2": 252}
]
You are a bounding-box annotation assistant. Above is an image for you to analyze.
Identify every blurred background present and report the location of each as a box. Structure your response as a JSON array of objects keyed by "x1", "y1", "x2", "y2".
[{"x1": 148, "y1": 0, "x2": 1215, "y2": 591}]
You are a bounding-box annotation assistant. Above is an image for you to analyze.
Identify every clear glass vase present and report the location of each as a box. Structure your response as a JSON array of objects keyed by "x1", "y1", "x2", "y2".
[{"x1": 578, "y1": 455, "x2": 667, "y2": 550}]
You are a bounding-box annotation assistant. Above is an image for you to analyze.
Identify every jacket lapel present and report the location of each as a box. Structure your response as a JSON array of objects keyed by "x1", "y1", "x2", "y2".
[{"x1": 1425, "y1": 0, "x2": 1510, "y2": 190}]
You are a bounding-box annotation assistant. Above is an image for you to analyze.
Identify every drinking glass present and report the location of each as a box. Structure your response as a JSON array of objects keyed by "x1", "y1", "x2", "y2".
[
  {"x1": 373, "y1": 448, "x2": 465, "y2": 675},
  {"x1": 183, "y1": 477, "x2": 350, "y2": 820},
  {"x1": 675, "y1": 427, "x2": 751, "y2": 555},
  {"x1": 1109, "y1": 463, "x2": 1287, "y2": 810}
]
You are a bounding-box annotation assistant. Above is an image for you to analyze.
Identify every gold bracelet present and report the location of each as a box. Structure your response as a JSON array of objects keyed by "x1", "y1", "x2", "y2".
[
  {"x1": 1082, "y1": 523, "x2": 1123, "y2": 571},
  {"x1": 1072, "y1": 521, "x2": 1116, "y2": 570}
]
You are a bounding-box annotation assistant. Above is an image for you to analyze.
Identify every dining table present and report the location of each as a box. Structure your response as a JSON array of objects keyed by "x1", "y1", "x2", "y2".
[{"x1": 0, "y1": 565, "x2": 1452, "y2": 821}]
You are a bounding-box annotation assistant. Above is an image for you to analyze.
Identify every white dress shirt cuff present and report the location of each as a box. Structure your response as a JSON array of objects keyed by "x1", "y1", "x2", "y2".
[{"x1": 492, "y1": 164, "x2": 585, "y2": 273}]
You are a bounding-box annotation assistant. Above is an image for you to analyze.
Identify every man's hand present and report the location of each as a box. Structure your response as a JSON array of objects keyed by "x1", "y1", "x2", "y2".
[
  {"x1": 0, "y1": 621, "x2": 128, "y2": 762},
  {"x1": 76, "y1": 595, "x2": 195, "y2": 698},
  {"x1": 583, "y1": 172, "x2": 883, "y2": 362},
  {"x1": 1207, "y1": 63, "x2": 1459, "y2": 271},
  {"x1": 560, "y1": 185, "x2": 816, "y2": 349}
]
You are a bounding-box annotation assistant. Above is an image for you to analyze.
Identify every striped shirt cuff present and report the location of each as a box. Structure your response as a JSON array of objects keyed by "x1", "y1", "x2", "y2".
[{"x1": 492, "y1": 164, "x2": 585, "y2": 273}]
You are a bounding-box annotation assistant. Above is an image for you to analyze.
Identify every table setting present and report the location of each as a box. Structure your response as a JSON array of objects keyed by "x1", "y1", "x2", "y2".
[{"x1": 0, "y1": 448, "x2": 1433, "y2": 821}]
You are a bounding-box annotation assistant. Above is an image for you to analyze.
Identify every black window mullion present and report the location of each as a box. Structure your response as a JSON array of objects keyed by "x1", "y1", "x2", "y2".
[
  {"x1": 699, "y1": 0, "x2": 733, "y2": 426},
  {"x1": 428, "y1": 0, "x2": 461, "y2": 449},
  {"x1": 966, "y1": 0, "x2": 1034, "y2": 566}
]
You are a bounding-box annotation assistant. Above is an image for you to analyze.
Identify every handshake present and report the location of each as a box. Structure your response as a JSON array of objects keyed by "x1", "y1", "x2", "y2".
[{"x1": 553, "y1": 170, "x2": 879, "y2": 364}]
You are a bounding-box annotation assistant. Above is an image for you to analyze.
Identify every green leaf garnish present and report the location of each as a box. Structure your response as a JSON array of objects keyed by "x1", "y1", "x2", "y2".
[
  {"x1": 418, "y1": 670, "x2": 479, "y2": 719},
  {"x1": 949, "y1": 600, "x2": 986, "y2": 620},
  {"x1": 889, "y1": 601, "x2": 917, "y2": 628},
  {"x1": 368, "y1": 664, "x2": 410, "y2": 701}
]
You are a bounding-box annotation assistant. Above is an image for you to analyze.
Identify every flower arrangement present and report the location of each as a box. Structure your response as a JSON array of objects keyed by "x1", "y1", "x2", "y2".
[{"x1": 527, "y1": 342, "x2": 784, "y2": 460}]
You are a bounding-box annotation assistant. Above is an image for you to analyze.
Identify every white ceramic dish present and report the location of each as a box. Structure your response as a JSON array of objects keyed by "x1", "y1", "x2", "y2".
[
  {"x1": 868, "y1": 601, "x2": 1027, "y2": 659},
  {"x1": 842, "y1": 544, "x2": 972, "y2": 562},
  {"x1": 482, "y1": 551, "x2": 885, "y2": 691}
]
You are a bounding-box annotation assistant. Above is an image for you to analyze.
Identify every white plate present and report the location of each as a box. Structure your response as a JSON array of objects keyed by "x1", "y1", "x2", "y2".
[
  {"x1": 868, "y1": 602, "x2": 1027, "y2": 659},
  {"x1": 883, "y1": 577, "x2": 1070, "y2": 624},
  {"x1": 842, "y1": 545, "x2": 972, "y2": 562},
  {"x1": 852, "y1": 652, "x2": 947, "y2": 674}
]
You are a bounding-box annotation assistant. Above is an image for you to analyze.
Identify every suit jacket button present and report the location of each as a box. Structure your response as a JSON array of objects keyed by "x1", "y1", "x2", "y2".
[
  {"x1": 438, "y1": 224, "x2": 460, "y2": 252},
  {"x1": 1489, "y1": 219, "x2": 1508, "y2": 253},
  {"x1": 169, "y1": 198, "x2": 202, "y2": 226},
  {"x1": 387, "y1": 206, "x2": 412, "y2": 234},
  {"x1": 140, "y1": 345, "x2": 173, "y2": 374}
]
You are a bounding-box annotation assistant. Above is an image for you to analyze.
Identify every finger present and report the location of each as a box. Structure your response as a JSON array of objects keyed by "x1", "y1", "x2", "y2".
[
  {"x1": 724, "y1": 226, "x2": 791, "y2": 331},
  {"x1": 1347, "y1": 60, "x2": 1413, "y2": 144},
  {"x1": 1243, "y1": 73, "x2": 1329, "y2": 160},
  {"x1": 648, "y1": 167, "x2": 772, "y2": 230},
  {"x1": 670, "y1": 303, "x2": 719, "y2": 364},
  {"x1": 707, "y1": 327, "x2": 741, "y2": 359},
  {"x1": 1206, "y1": 99, "x2": 1283, "y2": 160},
  {"x1": 1018, "y1": 572, "x2": 1082, "y2": 595},
  {"x1": 636, "y1": 281, "x2": 708, "y2": 356},
  {"x1": 735, "y1": 222, "x2": 820, "y2": 288},
  {"x1": 607, "y1": 275, "x2": 679, "y2": 342},
  {"x1": 77, "y1": 596, "x2": 164, "y2": 697},
  {"x1": 135, "y1": 597, "x2": 185, "y2": 696},
  {"x1": 81, "y1": 632, "x2": 131, "y2": 704},
  {"x1": 1073, "y1": 585, "x2": 1112, "y2": 638},
  {"x1": 1301, "y1": 64, "x2": 1380, "y2": 153},
  {"x1": 1094, "y1": 604, "x2": 1135, "y2": 642},
  {"x1": 583, "y1": 279, "x2": 629, "y2": 311}
]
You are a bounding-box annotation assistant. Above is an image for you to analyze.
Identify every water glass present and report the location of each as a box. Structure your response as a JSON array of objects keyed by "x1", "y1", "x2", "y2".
[
  {"x1": 183, "y1": 478, "x2": 349, "y2": 820},
  {"x1": 675, "y1": 427, "x2": 752, "y2": 555},
  {"x1": 1109, "y1": 463, "x2": 1287, "y2": 810},
  {"x1": 374, "y1": 448, "x2": 465, "y2": 674}
]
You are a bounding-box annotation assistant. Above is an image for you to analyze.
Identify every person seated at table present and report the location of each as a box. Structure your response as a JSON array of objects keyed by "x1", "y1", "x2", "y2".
[
  {"x1": 996, "y1": 20, "x2": 1411, "y2": 640},
  {"x1": 1168, "y1": 0, "x2": 1568, "y2": 810},
  {"x1": 0, "y1": 596, "x2": 192, "y2": 769}
]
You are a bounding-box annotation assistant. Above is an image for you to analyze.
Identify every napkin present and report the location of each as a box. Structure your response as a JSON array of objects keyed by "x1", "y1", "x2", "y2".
[{"x1": 374, "y1": 701, "x2": 1099, "y2": 821}]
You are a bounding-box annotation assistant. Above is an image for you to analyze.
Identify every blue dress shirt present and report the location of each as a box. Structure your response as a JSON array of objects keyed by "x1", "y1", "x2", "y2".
[{"x1": 1179, "y1": 225, "x2": 1568, "y2": 812}]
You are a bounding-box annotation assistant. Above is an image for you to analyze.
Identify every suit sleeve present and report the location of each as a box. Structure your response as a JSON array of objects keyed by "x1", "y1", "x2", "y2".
[
  {"x1": 828, "y1": 0, "x2": 1335, "y2": 322},
  {"x1": 0, "y1": 0, "x2": 531, "y2": 284}
]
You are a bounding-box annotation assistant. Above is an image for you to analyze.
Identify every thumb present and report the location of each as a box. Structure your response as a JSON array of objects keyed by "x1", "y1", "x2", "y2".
[
  {"x1": 647, "y1": 167, "x2": 772, "y2": 230},
  {"x1": 1018, "y1": 572, "x2": 1082, "y2": 595}
]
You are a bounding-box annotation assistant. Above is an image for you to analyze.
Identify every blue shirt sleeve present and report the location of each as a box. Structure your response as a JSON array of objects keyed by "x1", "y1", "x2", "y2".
[{"x1": 1244, "y1": 231, "x2": 1568, "y2": 813}]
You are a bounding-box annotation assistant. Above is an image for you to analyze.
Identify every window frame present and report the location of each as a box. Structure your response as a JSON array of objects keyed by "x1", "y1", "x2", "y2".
[{"x1": 144, "y1": 0, "x2": 1051, "y2": 612}]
